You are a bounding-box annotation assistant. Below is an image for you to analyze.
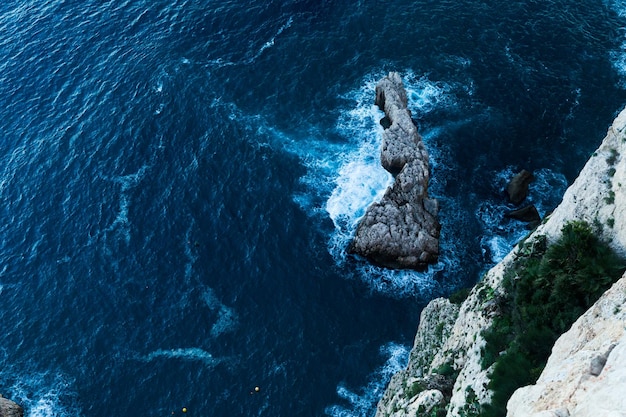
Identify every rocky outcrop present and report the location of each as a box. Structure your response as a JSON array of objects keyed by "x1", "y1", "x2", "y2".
[
  {"x1": 375, "y1": 298, "x2": 460, "y2": 416},
  {"x1": 506, "y1": 169, "x2": 534, "y2": 205},
  {"x1": 375, "y1": 106, "x2": 626, "y2": 417},
  {"x1": 505, "y1": 205, "x2": 541, "y2": 227},
  {"x1": 349, "y1": 72, "x2": 440, "y2": 270},
  {"x1": 0, "y1": 396, "x2": 23, "y2": 417}
]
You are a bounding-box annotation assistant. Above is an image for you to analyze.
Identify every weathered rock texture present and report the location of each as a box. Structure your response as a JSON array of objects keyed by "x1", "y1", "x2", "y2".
[
  {"x1": 349, "y1": 72, "x2": 440, "y2": 270},
  {"x1": 375, "y1": 107, "x2": 626, "y2": 417},
  {"x1": 507, "y1": 275, "x2": 626, "y2": 417},
  {"x1": 0, "y1": 396, "x2": 23, "y2": 417},
  {"x1": 506, "y1": 169, "x2": 534, "y2": 205}
]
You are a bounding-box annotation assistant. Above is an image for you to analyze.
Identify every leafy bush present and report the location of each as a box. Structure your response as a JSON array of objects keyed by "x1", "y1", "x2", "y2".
[
  {"x1": 449, "y1": 287, "x2": 471, "y2": 305},
  {"x1": 406, "y1": 380, "x2": 425, "y2": 399},
  {"x1": 480, "y1": 221, "x2": 625, "y2": 417},
  {"x1": 433, "y1": 361, "x2": 458, "y2": 379}
]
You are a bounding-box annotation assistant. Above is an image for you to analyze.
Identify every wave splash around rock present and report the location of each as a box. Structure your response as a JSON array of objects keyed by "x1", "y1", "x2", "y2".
[{"x1": 348, "y1": 72, "x2": 441, "y2": 270}]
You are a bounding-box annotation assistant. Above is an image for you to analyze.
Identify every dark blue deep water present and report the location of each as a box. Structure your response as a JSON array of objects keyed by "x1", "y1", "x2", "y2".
[{"x1": 1, "y1": 1, "x2": 626, "y2": 416}]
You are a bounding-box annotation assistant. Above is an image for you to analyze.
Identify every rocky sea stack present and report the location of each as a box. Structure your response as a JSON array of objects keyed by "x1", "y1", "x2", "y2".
[{"x1": 348, "y1": 72, "x2": 440, "y2": 270}]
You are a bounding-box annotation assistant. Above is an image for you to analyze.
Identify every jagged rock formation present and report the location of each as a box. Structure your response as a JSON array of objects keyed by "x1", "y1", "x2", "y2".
[
  {"x1": 506, "y1": 169, "x2": 534, "y2": 205},
  {"x1": 375, "y1": 107, "x2": 626, "y2": 417},
  {"x1": 349, "y1": 72, "x2": 440, "y2": 270},
  {"x1": 505, "y1": 205, "x2": 541, "y2": 227},
  {"x1": 0, "y1": 396, "x2": 23, "y2": 417}
]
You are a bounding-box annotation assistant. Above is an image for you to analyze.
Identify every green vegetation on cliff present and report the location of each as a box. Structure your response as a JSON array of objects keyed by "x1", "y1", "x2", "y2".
[{"x1": 480, "y1": 221, "x2": 625, "y2": 417}]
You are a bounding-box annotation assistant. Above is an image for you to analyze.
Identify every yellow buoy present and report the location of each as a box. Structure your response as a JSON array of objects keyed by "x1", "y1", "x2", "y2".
[
  {"x1": 254, "y1": 386, "x2": 260, "y2": 392},
  {"x1": 182, "y1": 407, "x2": 187, "y2": 413}
]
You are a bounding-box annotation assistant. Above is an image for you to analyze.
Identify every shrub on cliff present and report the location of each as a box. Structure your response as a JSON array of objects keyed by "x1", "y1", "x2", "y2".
[{"x1": 481, "y1": 220, "x2": 625, "y2": 417}]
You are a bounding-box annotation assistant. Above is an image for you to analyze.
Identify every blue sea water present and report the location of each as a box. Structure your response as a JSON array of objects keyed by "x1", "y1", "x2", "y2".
[{"x1": 1, "y1": 1, "x2": 626, "y2": 416}]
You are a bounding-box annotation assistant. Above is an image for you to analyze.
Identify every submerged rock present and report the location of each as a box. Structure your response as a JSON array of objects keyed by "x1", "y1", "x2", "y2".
[
  {"x1": 348, "y1": 72, "x2": 440, "y2": 270},
  {"x1": 505, "y1": 204, "x2": 541, "y2": 228},
  {"x1": 0, "y1": 396, "x2": 23, "y2": 417}
]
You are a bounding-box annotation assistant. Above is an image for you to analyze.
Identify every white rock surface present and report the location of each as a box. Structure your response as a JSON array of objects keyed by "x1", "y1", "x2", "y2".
[
  {"x1": 375, "y1": 107, "x2": 626, "y2": 417},
  {"x1": 507, "y1": 275, "x2": 626, "y2": 417},
  {"x1": 507, "y1": 106, "x2": 626, "y2": 416}
]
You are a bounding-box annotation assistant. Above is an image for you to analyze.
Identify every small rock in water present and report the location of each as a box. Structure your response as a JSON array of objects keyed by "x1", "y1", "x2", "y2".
[{"x1": 506, "y1": 169, "x2": 534, "y2": 205}]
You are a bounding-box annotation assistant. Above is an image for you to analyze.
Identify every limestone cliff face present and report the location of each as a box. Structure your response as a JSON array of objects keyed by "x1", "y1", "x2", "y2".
[
  {"x1": 504, "y1": 108, "x2": 626, "y2": 417},
  {"x1": 375, "y1": 107, "x2": 626, "y2": 417},
  {"x1": 507, "y1": 275, "x2": 626, "y2": 417}
]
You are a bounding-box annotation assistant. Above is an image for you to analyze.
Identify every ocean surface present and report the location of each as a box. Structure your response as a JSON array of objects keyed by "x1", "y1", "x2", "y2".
[{"x1": 1, "y1": 1, "x2": 626, "y2": 416}]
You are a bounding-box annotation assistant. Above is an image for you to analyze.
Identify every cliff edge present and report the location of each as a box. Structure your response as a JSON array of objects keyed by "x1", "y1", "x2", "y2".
[
  {"x1": 349, "y1": 72, "x2": 440, "y2": 270},
  {"x1": 375, "y1": 106, "x2": 626, "y2": 417}
]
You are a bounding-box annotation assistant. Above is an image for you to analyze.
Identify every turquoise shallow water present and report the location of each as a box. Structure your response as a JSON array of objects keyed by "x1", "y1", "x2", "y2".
[{"x1": 0, "y1": 1, "x2": 626, "y2": 416}]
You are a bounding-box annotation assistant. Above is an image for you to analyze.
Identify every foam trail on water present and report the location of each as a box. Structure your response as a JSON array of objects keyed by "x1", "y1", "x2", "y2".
[
  {"x1": 325, "y1": 342, "x2": 409, "y2": 417},
  {"x1": 246, "y1": 16, "x2": 294, "y2": 64},
  {"x1": 142, "y1": 347, "x2": 221, "y2": 366},
  {"x1": 103, "y1": 164, "x2": 151, "y2": 244},
  {"x1": 606, "y1": 0, "x2": 626, "y2": 85},
  {"x1": 202, "y1": 287, "x2": 238, "y2": 337}
]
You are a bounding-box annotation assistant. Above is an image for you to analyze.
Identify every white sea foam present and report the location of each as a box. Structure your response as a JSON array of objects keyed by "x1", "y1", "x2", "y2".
[
  {"x1": 476, "y1": 166, "x2": 568, "y2": 264},
  {"x1": 7, "y1": 371, "x2": 81, "y2": 417},
  {"x1": 320, "y1": 72, "x2": 465, "y2": 296},
  {"x1": 202, "y1": 287, "x2": 238, "y2": 337},
  {"x1": 246, "y1": 16, "x2": 293, "y2": 64},
  {"x1": 143, "y1": 347, "x2": 220, "y2": 366},
  {"x1": 325, "y1": 342, "x2": 409, "y2": 417}
]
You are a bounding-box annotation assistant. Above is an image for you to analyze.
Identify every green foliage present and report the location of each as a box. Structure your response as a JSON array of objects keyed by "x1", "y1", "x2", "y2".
[
  {"x1": 433, "y1": 361, "x2": 458, "y2": 379},
  {"x1": 457, "y1": 387, "x2": 481, "y2": 417},
  {"x1": 419, "y1": 404, "x2": 447, "y2": 417},
  {"x1": 608, "y1": 167, "x2": 617, "y2": 177},
  {"x1": 435, "y1": 321, "x2": 446, "y2": 340},
  {"x1": 605, "y1": 190, "x2": 616, "y2": 205},
  {"x1": 449, "y1": 287, "x2": 471, "y2": 305},
  {"x1": 406, "y1": 380, "x2": 425, "y2": 399},
  {"x1": 606, "y1": 148, "x2": 619, "y2": 165},
  {"x1": 480, "y1": 221, "x2": 625, "y2": 417},
  {"x1": 608, "y1": 218, "x2": 615, "y2": 228},
  {"x1": 480, "y1": 314, "x2": 514, "y2": 369}
]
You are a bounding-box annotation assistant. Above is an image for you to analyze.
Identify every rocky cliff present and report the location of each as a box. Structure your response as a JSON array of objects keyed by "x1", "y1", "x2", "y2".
[
  {"x1": 375, "y1": 106, "x2": 626, "y2": 417},
  {"x1": 349, "y1": 72, "x2": 440, "y2": 270}
]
